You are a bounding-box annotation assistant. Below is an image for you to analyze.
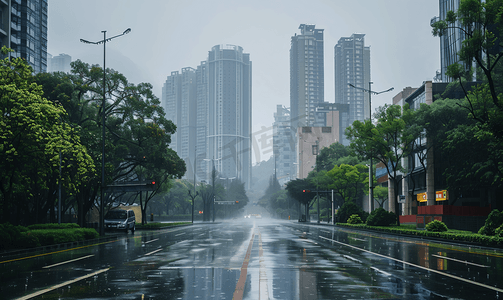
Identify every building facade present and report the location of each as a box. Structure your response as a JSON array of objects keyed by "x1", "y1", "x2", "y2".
[
  {"x1": 297, "y1": 113, "x2": 339, "y2": 179},
  {"x1": 290, "y1": 24, "x2": 324, "y2": 130},
  {"x1": 48, "y1": 53, "x2": 71, "y2": 73},
  {"x1": 432, "y1": 0, "x2": 465, "y2": 82},
  {"x1": 334, "y1": 33, "x2": 370, "y2": 145},
  {"x1": 207, "y1": 44, "x2": 252, "y2": 188},
  {"x1": 1, "y1": 0, "x2": 48, "y2": 73},
  {"x1": 273, "y1": 105, "x2": 296, "y2": 185},
  {"x1": 162, "y1": 45, "x2": 252, "y2": 188}
]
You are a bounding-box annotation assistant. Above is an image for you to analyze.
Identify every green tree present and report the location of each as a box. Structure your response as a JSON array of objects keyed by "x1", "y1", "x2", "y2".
[
  {"x1": 346, "y1": 104, "x2": 417, "y2": 225},
  {"x1": 315, "y1": 142, "x2": 359, "y2": 171},
  {"x1": 414, "y1": 96, "x2": 498, "y2": 202},
  {"x1": 432, "y1": 0, "x2": 503, "y2": 193},
  {"x1": 373, "y1": 186, "x2": 388, "y2": 209},
  {"x1": 326, "y1": 164, "x2": 368, "y2": 206},
  {"x1": 285, "y1": 178, "x2": 315, "y2": 221},
  {"x1": 0, "y1": 47, "x2": 95, "y2": 225},
  {"x1": 33, "y1": 60, "x2": 185, "y2": 226}
]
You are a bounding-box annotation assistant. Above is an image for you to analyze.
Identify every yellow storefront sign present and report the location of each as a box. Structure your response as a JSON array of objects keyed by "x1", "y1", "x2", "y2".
[
  {"x1": 417, "y1": 192, "x2": 427, "y2": 202},
  {"x1": 436, "y1": 190, "x2": 448, "y2": 201}
]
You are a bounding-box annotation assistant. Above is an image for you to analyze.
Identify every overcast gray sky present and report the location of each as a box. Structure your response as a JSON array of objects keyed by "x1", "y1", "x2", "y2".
[{"x1": 48, "y1": 0, "x2": 439, "y2": 163}]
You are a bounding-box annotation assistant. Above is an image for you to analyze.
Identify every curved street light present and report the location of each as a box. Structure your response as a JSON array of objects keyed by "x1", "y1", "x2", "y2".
[
  {"x1": 80, "y1": 28, "x2": 131, "y2": 235},
  {"x1": 348, "y1": 82, "x2": 393, "y2": 213}
]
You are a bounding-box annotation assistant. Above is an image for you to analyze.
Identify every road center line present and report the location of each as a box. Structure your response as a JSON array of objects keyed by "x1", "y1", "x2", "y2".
[
  {"x1": 319, "y1": 235, "x2": 503, "y2": 293},
  {"x1": 42, "y1": 254, "x2": 94, "y2": 269},
  {"x1": 258, "y1": 229, "x2": 269, "y2": 300},
  {"x1": 233, "y1": 230, "x2": 255, "y2": 300},
  {"x1": 16, "y1": 268, "x2": 110, "y2": 300},
  {"x1": 431, "y1": 254, "x2": 489, "y2": 268}
]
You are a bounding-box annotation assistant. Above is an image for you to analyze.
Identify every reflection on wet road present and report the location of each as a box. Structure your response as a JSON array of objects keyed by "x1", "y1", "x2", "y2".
[{"x1": 1, "y1": 218, "x2": 503, "y2": 299}]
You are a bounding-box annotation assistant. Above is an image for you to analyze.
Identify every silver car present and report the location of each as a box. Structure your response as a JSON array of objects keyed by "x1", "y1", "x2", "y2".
[{"x1": 104, "y1": 209, "x2": 136, "y2": 233}]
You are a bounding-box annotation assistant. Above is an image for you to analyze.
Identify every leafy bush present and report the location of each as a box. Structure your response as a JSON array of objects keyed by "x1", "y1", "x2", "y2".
[
  {"x1": 426, "y1": 220, "x2": 448, "y2": 232},
  {"x1": 496, "y1": 225, "x2": 503, "y2": 238},
  {"x1": 337, "y1": 202, "x2": 367, "y2": 223},
  {"x1": 28, "y1": 228, "x2": 98, "y2": 246},
  {"x1": 337, "y1": 223, "x2": 503, "y2": 247},
  {"x1": 366, "y1": 208, "x2": 396, "y2": 226},
  {"x1": 0, "y1": 223, "x2": 29, "y2": 250},
  {"x1": 347, "y1": 214, "x2": 363, "y2": 224},
  {"x1": 478, "y1": 209, "x2": 503, "y2": 236},
  {"x1": 16, "y1": 232, "x2": 41, "y2": 248},
  {"x1": 28, "y1": 223, "x2": 80, "y2": 230}
]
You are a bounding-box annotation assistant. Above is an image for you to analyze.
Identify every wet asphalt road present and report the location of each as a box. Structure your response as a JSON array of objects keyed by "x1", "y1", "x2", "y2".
[{"x1": 1, "y1": 217, "x2": 503, "y2": 299}]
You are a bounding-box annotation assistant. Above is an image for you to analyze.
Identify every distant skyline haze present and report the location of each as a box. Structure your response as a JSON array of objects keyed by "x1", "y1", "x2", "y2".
[{"x1": 48, "y1": 0, "x2": 440, "y2": 163}]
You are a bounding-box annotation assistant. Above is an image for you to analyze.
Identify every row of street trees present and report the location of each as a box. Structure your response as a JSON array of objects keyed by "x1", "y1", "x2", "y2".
[
  {"x1": 149, "y1": 175, "x2": 249, "y2": 221},
  {"x1": 0, "y1": 47, "x2": 186, "y2": 226}
]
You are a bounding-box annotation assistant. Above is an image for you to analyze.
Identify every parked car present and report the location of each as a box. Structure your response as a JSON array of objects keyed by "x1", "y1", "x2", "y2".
[{"x1": 104, "y1": 209, "x2": 136, "y2": 233}]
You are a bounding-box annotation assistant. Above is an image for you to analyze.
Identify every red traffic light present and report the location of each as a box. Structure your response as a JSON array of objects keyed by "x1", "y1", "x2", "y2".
[
  {"x1": 235, "y1": 201, "x2": 239, "y2": 204},
  {"x1": 303, "y1": 189, "x2": 311, "y2": 193}
]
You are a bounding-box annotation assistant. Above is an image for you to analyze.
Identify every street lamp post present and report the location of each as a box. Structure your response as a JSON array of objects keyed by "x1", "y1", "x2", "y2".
[
  {"x1": 348, "y1": 82, "x2": 393, "y2": 213},
  {"x1": 81, "y1": 28, "x2": 131, "y2": 235}
]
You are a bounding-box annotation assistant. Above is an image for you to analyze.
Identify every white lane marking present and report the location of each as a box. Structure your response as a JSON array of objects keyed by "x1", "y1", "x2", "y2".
[
  {"x1": 319, "y1": 235, "x2": 503, "y2": 293},
  {"x1": 258, "y1": 230, "x2": 270, "y2": 300},
  {"x1": 349, "y1": 237, "x2": 366, "y2": 242},
  {"x1": 371, "y1": 266, "x2": 392, "y2": 277},
  {"x1": 175, "y1": 232, "x2": 185, "y2": 237},
  {"x1": 145, "y1": 248, "x2": 163, "y2": 256},
  {"x1": 16, "y1": 268, "x2": 109, "y2": 300},
  {"x1": 143, "y1": 238, "x2": 159, "y2": 244},
  {"x1": 431, "y1": 254, "x2": 489, "y2": 268},
  {"x1": 42, "y1": 255, "x2": 94, "y2": 269},
  {"x1": 343, "y1": 255, "x2": 362, "y2": 264}
]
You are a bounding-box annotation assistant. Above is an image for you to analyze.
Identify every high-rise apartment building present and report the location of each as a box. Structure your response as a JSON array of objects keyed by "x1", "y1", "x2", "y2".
[
  {"x1": 195, "y1": 61, "x2": 209, "y2": 181},
  {"x1": 273, "y1": 105, "x2": 295, "y2": 185},
  {"x1": 334, "y1": 33, "x2": 370, "y2": 145},
  {"x1": 48, "y1": 53, "x2": 71, "y2": 73},
  {"x1": 290, "y1": 24, "x2": 324, "y2": 129},
  {"x1": 207, "y1": 44, "x2": 252, "y2": 188},
  {"x1": 161, "y1": 68, "x2": 198, "y2": 179},
  {"x1": 162, "y1": 45, "x2": 252, "y2": 188},
  {"x1": 432, "y1": 0, "x2": 464, "y2": 82},
  {"x1": 1, "y1": 0, "x2": 48, "y2": 73}
]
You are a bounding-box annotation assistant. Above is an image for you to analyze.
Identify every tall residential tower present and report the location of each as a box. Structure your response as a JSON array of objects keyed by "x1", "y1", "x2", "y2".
[
  {"x1": 0, "y1": 0, "x2": 48, "y2": 73},
  {"x1": 162, "y1": 45, "x2": 252, "y2": 188},
  {"x1": 207, "y1": 44, "x2": 252, "y2": 188},
  {"x1": 334, "y1": 33, "x2": 370, "y2": 145},
  {"x1": 290, "y1": 24, "x2": 324, "y2": 129}
]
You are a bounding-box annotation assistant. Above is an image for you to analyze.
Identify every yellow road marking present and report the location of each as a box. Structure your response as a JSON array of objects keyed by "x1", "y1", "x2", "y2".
[{"x1": 0, "y1": 239, "x2": 118, "y2": 264}]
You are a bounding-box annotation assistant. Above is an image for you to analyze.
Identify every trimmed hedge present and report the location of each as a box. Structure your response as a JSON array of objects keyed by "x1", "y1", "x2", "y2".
[
  {"x1": 0, "y1": 223, "x2": 99, "y2": 250},
  {"x1": 28, "y1": 223, "x2": 80, "y2": 230},
  {"x1": 347, "y1": 214, "x2": 363, "y2": 224},
  {"x1": 366, "y1": 208, "x2": 396, "y2": 226},
  {"x1": 337, "y1": 223, "x2": 503, "y2": 247},
  {"x1": 426, "y1": 220, "x2": 448, "y2": 232},
  {"x1": 478, "y1": 209, "x2": 503, "y2": 236}
]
